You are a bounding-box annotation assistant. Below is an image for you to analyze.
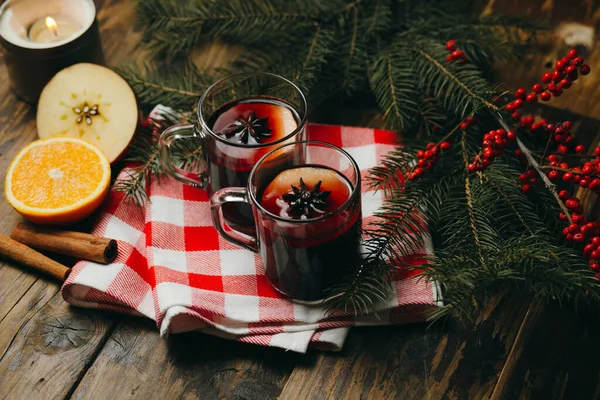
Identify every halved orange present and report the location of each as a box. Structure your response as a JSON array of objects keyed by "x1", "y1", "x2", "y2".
[{"x1": 5, "y1": 137, "x2": 111, "y2": 225}]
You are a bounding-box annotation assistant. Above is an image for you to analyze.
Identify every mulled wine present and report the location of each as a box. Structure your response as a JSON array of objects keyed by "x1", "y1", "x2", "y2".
[
  {"x1": 257, "y1": 165, "x2": 362, "y2": 302},
  {"x1": 207, "y1": 97, "x2": 301, "y2": 231}
]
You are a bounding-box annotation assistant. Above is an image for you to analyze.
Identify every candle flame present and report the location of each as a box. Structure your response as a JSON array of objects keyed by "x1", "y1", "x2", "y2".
[{"x1": 45, "y1": 17, "x2": 58, "y2": 36}]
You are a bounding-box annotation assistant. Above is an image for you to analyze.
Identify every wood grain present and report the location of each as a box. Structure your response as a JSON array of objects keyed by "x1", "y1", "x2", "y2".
[
  {"x1": 70, "y1": 319, "x2": 300, "y2": 400},
  {"x1": 279, "y1": 292, "x2": 530, "y2": 400}
]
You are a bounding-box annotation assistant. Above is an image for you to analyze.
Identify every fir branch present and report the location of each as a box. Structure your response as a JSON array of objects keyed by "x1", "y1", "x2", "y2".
[
  {"x1": 481, "y1": 173, "x2": 533, "y2": 236},
  {"x1": 495, "y1": 115, "x2": 573, "y2": 224},
  {"x1": 413, "y1": 45, "x2": 499, "y2": 113},
  {"x1": 461, "y1": 131, "x2": 485, "y2": 267},
  {"x1": 369, "y1": 44, "x2": 419, "y2": 130}
]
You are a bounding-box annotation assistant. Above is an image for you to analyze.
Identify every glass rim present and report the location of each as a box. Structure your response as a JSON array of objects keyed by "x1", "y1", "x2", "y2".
[
  {"x1": 196, "y1": 71, "x2": 308, "y2": 149},
  {"x1": 247, "y1": 140, "x2": 361, "y2": 224}
]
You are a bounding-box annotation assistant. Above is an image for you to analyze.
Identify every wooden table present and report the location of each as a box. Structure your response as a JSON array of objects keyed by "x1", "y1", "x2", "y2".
[{"x1": 1, "y1": 1, "x2": 600, "y2": 399}]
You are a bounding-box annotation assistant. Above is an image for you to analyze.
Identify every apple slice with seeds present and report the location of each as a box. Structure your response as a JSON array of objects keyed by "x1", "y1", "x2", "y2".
[{"x1": 36, "y1": 63, "x2": 139, "y2": 164}]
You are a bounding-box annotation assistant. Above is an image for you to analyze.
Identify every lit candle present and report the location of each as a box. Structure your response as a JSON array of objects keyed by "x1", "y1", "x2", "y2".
[
  {"x1": 28, "y1": 15, "x2": 82, "y2": 43},
  {"x1": 0, "y1": 0, "x2": 104, "y2": 103}
]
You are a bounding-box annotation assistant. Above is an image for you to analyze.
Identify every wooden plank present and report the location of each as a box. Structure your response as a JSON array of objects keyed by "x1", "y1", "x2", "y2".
[
  {"x1": 0, "y1": 283, "x2": 117, "y2": 398},
  {"x1": 69, "y1": 319, "x2": 299, "y2": 400},
  {"x1": 279, "y1": 292, "x2": 530, "y2": 399},
  {"x1": 489, "y1": 301, "x2": 600, "y2": 399}
]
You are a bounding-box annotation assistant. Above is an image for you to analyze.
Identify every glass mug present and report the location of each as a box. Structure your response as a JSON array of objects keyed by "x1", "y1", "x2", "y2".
[
  {"x1": 211, "y1": 141, "x2": 363, "y2": 303},
  {"x1": 159, "y1": 72, "x2": 308, "y2": 234}
]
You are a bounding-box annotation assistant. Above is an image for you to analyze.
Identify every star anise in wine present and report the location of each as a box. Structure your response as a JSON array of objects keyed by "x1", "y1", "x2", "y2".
[
  {"x1": 219, "y1": 111, "x2": 272, "y2": 144},
  {"x1": 282, "y1": 178, "x2": 331, "y2": 218}
]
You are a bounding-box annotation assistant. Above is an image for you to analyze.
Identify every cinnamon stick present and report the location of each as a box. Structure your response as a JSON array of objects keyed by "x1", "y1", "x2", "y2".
[
  {"x1": 0, "y1": 235, "x2": 70, "y2": 281},
  {"x1": 10, "y1": 223, "x2": 118, "y2": 264}
]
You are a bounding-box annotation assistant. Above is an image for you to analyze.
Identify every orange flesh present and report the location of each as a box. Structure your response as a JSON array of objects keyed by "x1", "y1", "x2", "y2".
[{"x1": 10, "y1": 141, "x2": 105, "y2": 208}]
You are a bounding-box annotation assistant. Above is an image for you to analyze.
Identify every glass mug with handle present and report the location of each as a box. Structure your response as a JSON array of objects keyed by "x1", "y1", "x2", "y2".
[
  {"x1": 211, "y1": 141, "x2": 363, "y2": 303},
  {"x1": 159, "y1": 72, "x2": 308, "y2": 234}
]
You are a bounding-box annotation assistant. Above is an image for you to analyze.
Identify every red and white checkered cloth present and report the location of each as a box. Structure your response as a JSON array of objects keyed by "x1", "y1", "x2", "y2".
[{"x1": 62, "y1": 115, "x2": 442, "y2": 353}]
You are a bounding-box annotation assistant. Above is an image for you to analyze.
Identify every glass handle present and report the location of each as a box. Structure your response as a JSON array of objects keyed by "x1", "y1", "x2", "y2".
[
  {"x1": 210, "y1": 187, "x2": 258, "y2": 252},
  {"x1": 159, "y1": 123, "x2": 208, "y2": 188}
]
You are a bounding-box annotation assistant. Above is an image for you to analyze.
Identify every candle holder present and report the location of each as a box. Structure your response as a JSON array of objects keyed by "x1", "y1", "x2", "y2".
[{"x1": 0, "y1": 0, "x2": 104, "y2": 104}]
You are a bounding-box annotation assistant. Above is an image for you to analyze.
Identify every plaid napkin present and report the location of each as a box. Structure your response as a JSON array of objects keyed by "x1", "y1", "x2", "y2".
[{"x1": 62, "y1": 108, "x2": 442, "y2": 353}]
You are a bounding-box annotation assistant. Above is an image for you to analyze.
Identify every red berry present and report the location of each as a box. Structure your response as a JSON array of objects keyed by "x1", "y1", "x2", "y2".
[
  {"x1": 446, "y1": 55, "x2": 454, "y2": 62},
  {"x1": 591, "y1": 264, "x2": 600, "y2": 272},
  {"x1": 592, "y1": 251, "x2": 600, "y2": 260},
  {"x1": 595, "y1": 273, "x2": 600, "y2": 280},
  {"x1": 460, "y1": 122, "x2": 468, "y2": 130},
  {"x1": 553, "y1": 89, "x2": 563, "y2": 97},
  {"x1": 513, "y1": 99, "x2": 524, "y2": 109},
  {"x1": 559, "y1": 78, "x2": 572, "y2": 89},
  {"x1": 507, "y1": 130, "x2": 516, "y2": 140},
  {"x1": 552, "y1": 70, "x2": 563, "y2": 82},
  {"x1": 521, "y1": 184, "x2": 532, "y2": 193},
  {"x1": 580, "y1": 179, "x2": 590, "y2": 188},
  {"x1": 565, "y1": 198, "x2": 580, "y2": 209},
  {"x1": 426, "y1": 142, "x2": 435, "y2": 149},
  {"x1": 539, "y1": 91, "x2": 551, "y2": 101},
  {"x1": 582, "y1": 164, "x2": 594, "y2": 174},
  {"x1": 565, "y1": 65, "x2": 577, "y2": 75},
  {"x1": 573, "y1": 56, "x2": 583, "y2": 66},
  {"x1": 526, "y1": 93, "x2": 537, "y2": 103},
  {"x1": 560, "y1": 213, "x2": 568, "y2": 221},
  {"x1": 559, "y1": 190, "x2": 571, "y2": 200},
  {"x1": 467, "y1": 163, "x2": 476, "y2": 173},
  {"x1": 556, "y1": 59, "x2": 566, "y2": 71},
  {"x1": 446, "y1": 40, "x2": 457, "y2": 51},
  {"x1": 580, "y1": 64, "x2": 591, "y2": 75},
  {"x1": 592, "y1": 237, "x2": 600, "y2": 245},
  {"x1": 557, "y1": 145, "x2": 568, "y2": 154},
  {"x1": 532, "y1": 83, "x2": 543, "y2": 93},
  {"x1": 424, "y1": 150, "x2": 433, "y2": 158},
  {"x1": 451, "y1": 50, "x2": 463, "y2": 59},
  {"x1": 559, "y1": 162, "x2": 569, "y2": 169},
  {"x1": 511, "y1": 111, "x2": 520, "y2": 120},
  {"x1": 567, "y1": 48, "x2": 578, "y2": 59},
  {"x1": 576, "y1": 144, "x2": 586, "y2": 154},
  {"x1": 569, "y1": 223, "x2": 580, "y2": 234},
  {"x1": 563, "y1": 121, "x2": 572, "y2": 130},
  {"x1": 573, "y1": 233, "x2": 584, "y2": 242},
  {"x1": 585, "y1": 244, "x2": 595, "y2": 256},
  {"x1": 440, "y1": 141, "x2": 451, "y2": 150},
  {"x1": 541, "y1": 72, "x2": 552, "y2": 83},
  {"x1": 515, "y1": 87, "x2": 526, "y2": 99},
  {"x1": 416, "y1": 150, "x2": 424, "y2": 158},
  {"x1": 562, "y1": 172, "x2": 573, "y2": 182},
  {"x1": 548, "y1": 170, "x2": 559, "y2": 180},
  {"x1": 594, "y1": 147, "x2": 600, "y2": 156}
]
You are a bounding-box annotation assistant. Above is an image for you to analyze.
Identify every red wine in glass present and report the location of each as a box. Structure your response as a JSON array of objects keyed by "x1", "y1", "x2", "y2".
[
  {"x1": 258, "y1": 165, "x2": 362, "y2": 302},
  {"x1": 207, "y1": 97, "x2": 301, "y2": 232}
]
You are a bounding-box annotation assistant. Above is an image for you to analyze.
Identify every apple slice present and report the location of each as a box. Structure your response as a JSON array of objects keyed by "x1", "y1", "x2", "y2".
[{"x1": 36, "y1": 63, "x2": 139, "y2": 163}]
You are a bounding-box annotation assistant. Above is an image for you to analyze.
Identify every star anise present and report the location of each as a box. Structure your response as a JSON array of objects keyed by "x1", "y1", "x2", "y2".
[
  {"x1": 219, "y1": 111, "x2": 272, "y2": 144},
  {"x1": 282, "y1": 178, "x2": 331, "y2": 219}
]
